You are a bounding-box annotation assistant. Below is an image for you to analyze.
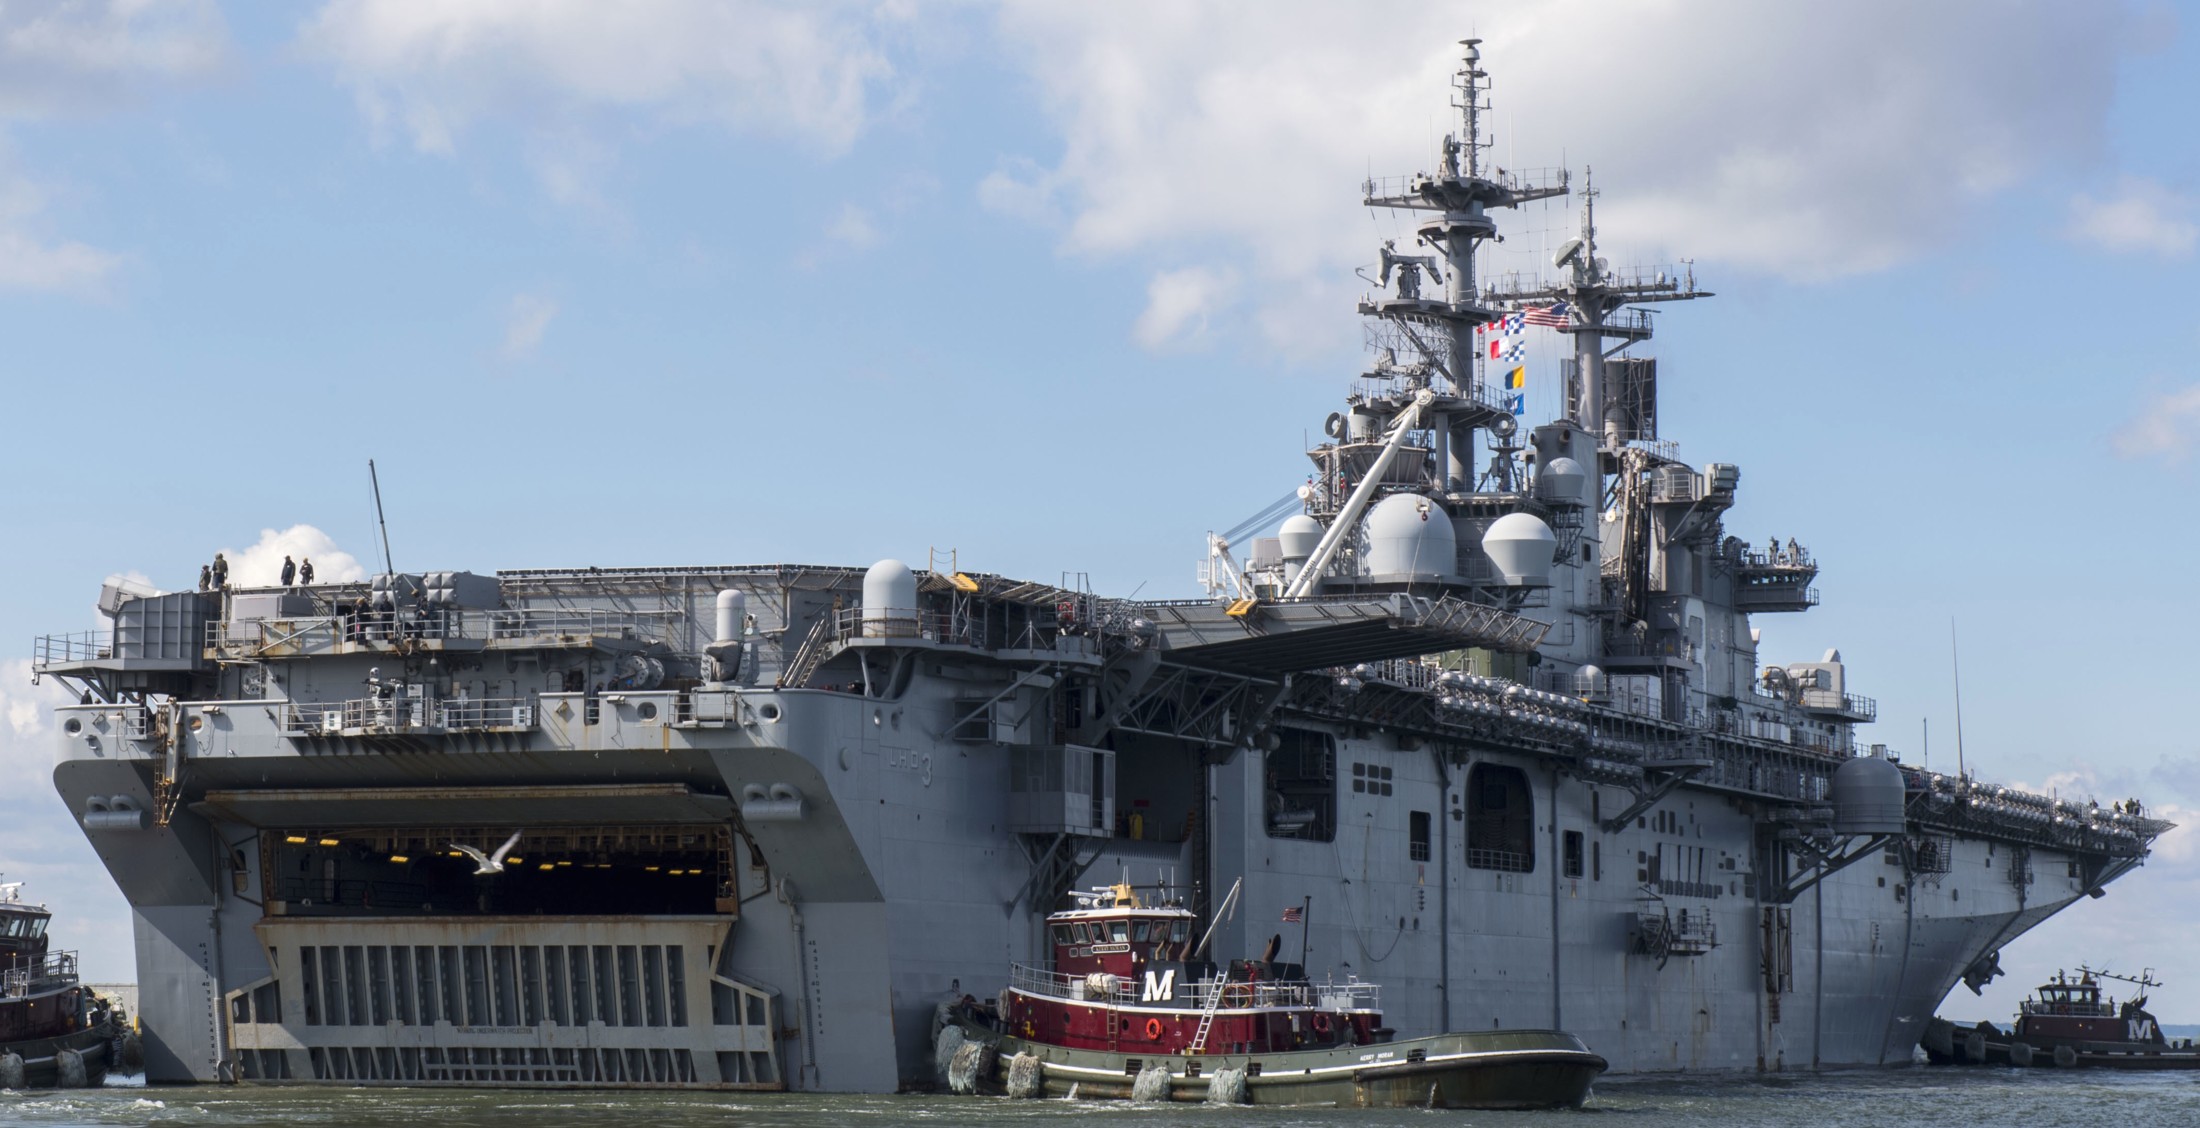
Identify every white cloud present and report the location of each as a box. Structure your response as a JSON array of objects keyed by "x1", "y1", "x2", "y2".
[
  {"x1": 977, "y1": 157, "x2": 1062, "y2": 225},
  {"x1": 500, "y1": 293, "x2": 559, "y2": 359},
  {"x1": 827, "y1": 203, "x2": 879, "y2": 249},
  {"x1": 1133, "y1": 265, "x2": 1233, "y2": 351},
  {"x1": 986, "y1": 1, "x2": 2129, "y2": 354},
  {"x1": 2111, "y1": 384, "x2": 2200, "y2": 462},
  {"x1": 299, "y1": 0, "x2": 895, "y2": 203},
  {"x1": 2071, "y1": 176, "x2": 2198, "y2": 258},
  {"x1": 0, "y1": 146, "x2": 121, "y2": 295},
  {"x1": 0, "y1": 0, "x2": 229, "y2": 118},
  {"x1": 0, "y1": 2, "x2": 227, "y2": 298},
  {"x1": 0, "y1": 213, "x2": 121, "y2": 295},
  {"x1": 217, "y1": 524, "x2": 370, "y2": 588}
]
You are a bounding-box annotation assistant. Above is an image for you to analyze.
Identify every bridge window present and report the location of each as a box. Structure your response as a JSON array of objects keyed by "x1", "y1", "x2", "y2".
[
  {"x1": 1265, "y1": 729, "x2": 1336, "y2": 842},
  {"x1": 1466, "y1": 763, "x2": 1535, "y2": 873}
]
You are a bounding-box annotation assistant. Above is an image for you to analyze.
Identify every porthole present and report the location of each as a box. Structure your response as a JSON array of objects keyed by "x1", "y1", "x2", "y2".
[
  {"x1": 757, "y1": 702, "x2": 783, "y2": 723},
  {"x1": 636, "y1": 702, "x2": 659, "y2": 721},
  {"x1": 63, "y1": 718, "x2": 83, "y2": 736}
]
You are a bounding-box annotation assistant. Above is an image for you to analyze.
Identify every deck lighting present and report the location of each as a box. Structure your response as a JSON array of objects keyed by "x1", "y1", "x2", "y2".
[
  {"x1": 389, "y1": 854, "x2": 410, "y2": 864},
  {"x1": 317, "y1": 838, "x2": 340, "y2": 847},
  {"x1": 283, "y1": 835, "x2": 308, "y2": 845}
]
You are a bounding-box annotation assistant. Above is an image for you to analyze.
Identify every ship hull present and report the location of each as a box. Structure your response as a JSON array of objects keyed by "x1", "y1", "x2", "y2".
[
  {"x1": 1921, "y1": 1017, "x2": 2200, "y2": 1070},
  {"x1": 54, "y1": 688, "x2": 2109, "y2": 1091},
  {"x1": 952, "y1": 1020, "x2": 1604, "y2": 1108},
  {"x1": 1, "y1": 1025, "x2": 114, "y2": 1089}
]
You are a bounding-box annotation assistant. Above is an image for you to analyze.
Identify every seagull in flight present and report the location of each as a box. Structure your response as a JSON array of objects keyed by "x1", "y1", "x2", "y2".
[{"x1": 450, "y1": 831, "x2": 523, "y2": 875}]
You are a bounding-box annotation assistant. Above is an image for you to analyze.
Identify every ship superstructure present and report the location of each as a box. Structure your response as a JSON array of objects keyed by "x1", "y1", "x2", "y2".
[{"x1": 33, "y1": 41, "x2": 2168, "y2": 1091}]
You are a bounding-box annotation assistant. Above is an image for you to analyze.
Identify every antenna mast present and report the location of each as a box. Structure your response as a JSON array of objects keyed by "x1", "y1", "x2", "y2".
[
  {"x1": 1950, "y1": 619, "x2": 1967, "y2": 780},
  {"x1": 369, "y1": 459, "x2": 395, "y2": 576}
]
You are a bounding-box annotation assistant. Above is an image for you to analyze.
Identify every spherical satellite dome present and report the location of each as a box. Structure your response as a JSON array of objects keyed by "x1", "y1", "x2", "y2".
[
  {"x1": 1362, "y1": 494, "x2": 1455, "y2": 579},
  {"x1": 1481, "y1": 512, "x2": 1556, "y2": 586},
  {"x1": 1537, "y1": 456, "x2": 1587, "y2": 505},
  {"x1": 1278, "y1": 514, "x2": 1322, "y2": 560}
]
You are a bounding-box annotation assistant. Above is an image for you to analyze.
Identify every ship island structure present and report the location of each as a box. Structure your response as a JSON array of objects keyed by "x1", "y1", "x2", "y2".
[{"x1": 30, "y1": 42, "x2": 2168, "y2": 1092}]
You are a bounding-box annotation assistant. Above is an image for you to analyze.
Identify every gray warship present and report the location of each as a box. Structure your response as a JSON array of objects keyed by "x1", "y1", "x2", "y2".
[{"x1": 31, "y1": 41, "x2": 2167, "y2": 1091}]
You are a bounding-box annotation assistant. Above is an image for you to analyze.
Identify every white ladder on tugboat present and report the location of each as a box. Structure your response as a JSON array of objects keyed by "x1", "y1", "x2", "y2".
[{"x1": 1186, "y1": 974, "x2": 1229, "y2": 1054}]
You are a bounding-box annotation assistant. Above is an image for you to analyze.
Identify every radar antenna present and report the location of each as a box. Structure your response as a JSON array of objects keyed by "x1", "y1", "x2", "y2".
[
  {"x1": 1345, "y1": 39, "x2": 1567, "y2": 506},
  {"x1": 1484, "y1": 166, "x2": 1713, "y2": 453},
  {"x1": 2077, "y1": 965, "x2": 2162, "y2": 989}
]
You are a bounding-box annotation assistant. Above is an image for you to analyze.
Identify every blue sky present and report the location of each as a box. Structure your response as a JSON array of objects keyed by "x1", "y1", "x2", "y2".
[{"x1": 1, "y1": 1, "x2": 2197, "y2": 1024}]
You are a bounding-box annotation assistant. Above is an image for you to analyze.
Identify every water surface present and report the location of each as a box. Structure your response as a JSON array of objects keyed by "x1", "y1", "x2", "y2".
[{"x1": 3, "y1": 1068, "x2": 2195, "y2": 1127}]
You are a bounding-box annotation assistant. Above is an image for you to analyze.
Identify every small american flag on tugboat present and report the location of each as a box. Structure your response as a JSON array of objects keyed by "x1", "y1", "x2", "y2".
[{"x1": 1281, "y1": 906, "x2": 1303, "y2": 923}]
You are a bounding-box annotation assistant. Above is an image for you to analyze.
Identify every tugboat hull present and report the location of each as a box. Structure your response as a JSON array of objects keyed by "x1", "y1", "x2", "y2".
[
  {"x1": 1, "y1": 1025, "x2": 114, "y2": 1089},
  {"x1": 1922, "y1": 1016, "x2": 2200, "y2": 1071},
  {"x1": 952, "y1": 1020, "x2": 1604, "y2": 1108}
]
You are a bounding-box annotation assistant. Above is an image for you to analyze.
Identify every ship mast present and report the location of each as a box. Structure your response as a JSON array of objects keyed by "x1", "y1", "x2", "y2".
[
  {"x1": 1485, "y1": 169, "x2": 1712, "y2": 455},
  {"x1": 1355, "y1": 39, "x2": 1569, "y2": 489}
]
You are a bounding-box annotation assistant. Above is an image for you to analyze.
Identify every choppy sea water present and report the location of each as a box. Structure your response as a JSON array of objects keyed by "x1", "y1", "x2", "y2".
[{"x1": 2, "y1": 1069, "x2": 2195, "y2": 1127}]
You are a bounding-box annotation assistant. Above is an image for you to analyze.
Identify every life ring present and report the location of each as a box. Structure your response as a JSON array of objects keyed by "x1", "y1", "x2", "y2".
[
  {"x1": 1221, "y1": 983, "x2": 1253, "y2": 1008},
  {"x1": 1145, "y1": 1018, "x2": 1164, "y2": 1040},
  {"x1": 1311, "y1": 1012, "x2": 1332, "y2": 1037}
]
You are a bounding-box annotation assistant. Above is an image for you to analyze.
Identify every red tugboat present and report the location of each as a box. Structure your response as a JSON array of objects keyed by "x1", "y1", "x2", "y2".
[
  {"x1": 0, "y1": 880, "x2": 135, "y2": 1088},
  {"x1": 1923, "y1": 966, "x2": 2200, "y2": 1069},
  {"x1": 937, "y1": 883, "x2": 1605, "y2": 1107}
]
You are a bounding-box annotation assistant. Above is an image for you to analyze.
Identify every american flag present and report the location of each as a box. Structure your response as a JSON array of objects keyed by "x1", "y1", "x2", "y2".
[
  {"x1": 1523, "y1": 301, "x2": 1570, "y2": 328},
  {"x1": 1281, "y1": 906, "x2": 1303, "y2": 923}
]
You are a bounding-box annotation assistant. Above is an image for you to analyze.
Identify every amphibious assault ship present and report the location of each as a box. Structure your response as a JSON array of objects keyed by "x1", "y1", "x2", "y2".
[{"x1": 32, "y1": 42, "x2": 2167, "y2": 1091}]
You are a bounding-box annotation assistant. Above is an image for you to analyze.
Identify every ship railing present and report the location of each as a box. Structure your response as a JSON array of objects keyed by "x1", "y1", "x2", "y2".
[
  {"x1": 2020, "y1": 999, "x2": 2115, "y2": 1018},
  {"x1": 1731, "y1": 546, "x2": 1815, "y2": 571},
  {"x1": 485, "y1": 607, "x2": 682, "y2": 643},
  {"x1": 1361, "y1": 166, "x2": 1567, "y2": 207},
  {"x1": 1797, "y1": 688, "x2": 1876, "y2": 721},
  {"x1": 208, "y1": 616, "x2": 343, "y2": 653},
  {"x1": 1006, "y1": 961, "x2": 1383, "y2": 1012},
  {"x1": 279, "y1": 695, "x2": 537, "y2": 735},
  {"x1": 1466, "y1": 847, "x2": 1533, "y2": 873},
  {"x1": 211, "y1": 607, "x2": 681, "y2": 655},
  {"x1": 826, "y1": 606, "x2": 984, "y2": 649},
  {"x1": 32, "y1": 630, "x2": 112, "y2": 667},
  {"x1": 0, "y1": 951, "x2": 77, "y2": 998},
  {"x1": 1006, "y1": 963, "x2": 1139, "y2": 1006}
]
